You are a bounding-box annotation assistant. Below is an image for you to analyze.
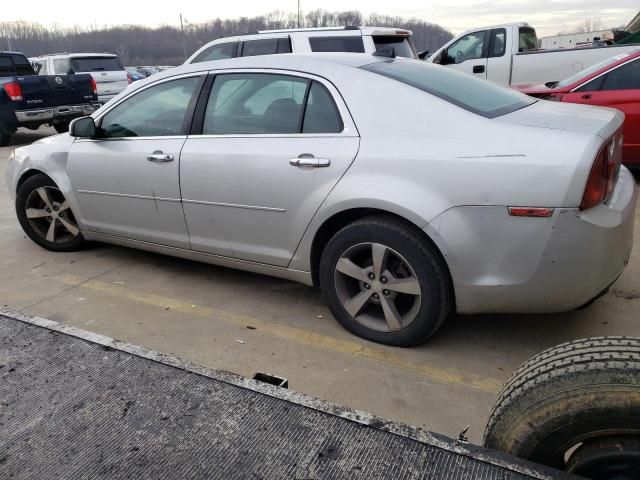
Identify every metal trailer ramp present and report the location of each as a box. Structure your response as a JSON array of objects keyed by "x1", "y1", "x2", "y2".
[{"x1": 0, "y1": 310, "x2": 574, "y2": 479}]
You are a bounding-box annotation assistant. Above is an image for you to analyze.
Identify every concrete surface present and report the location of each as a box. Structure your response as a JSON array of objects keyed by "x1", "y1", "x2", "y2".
[{"x1": 1, "y1": 125, "x2": 639, "y2": 445}]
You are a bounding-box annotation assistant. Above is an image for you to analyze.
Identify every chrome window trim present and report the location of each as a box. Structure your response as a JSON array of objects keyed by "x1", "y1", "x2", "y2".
[
  {"x1": 194, "y1": 67, "x2": 359, "y2": 137},
  {"x1": 74, "y1": 135, "x2": 188, "y2": 143},
  {"x1": 570, "y1": 57, "x2": 637, "y2": 93}
]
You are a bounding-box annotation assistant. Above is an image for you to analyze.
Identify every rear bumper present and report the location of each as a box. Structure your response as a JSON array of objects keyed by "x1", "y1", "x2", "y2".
[
  {"x1": 14, "y1": 104, "x2": 98, "y2": 123},
  {"x1": 427, "y1": 167, "x2": 637, "y2": 314}
]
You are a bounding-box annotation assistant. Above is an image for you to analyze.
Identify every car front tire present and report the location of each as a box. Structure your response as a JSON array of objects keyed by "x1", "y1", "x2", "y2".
[
  {"x1": 15, "y1": 173, "x2": 85, "y2": 252},
  {"x1": 319, "y1": 217, "x2": 452, "y2": 347}
]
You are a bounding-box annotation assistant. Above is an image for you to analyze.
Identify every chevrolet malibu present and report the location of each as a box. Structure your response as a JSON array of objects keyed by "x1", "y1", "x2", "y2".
[{"x1": 5, "y1": 54, "x2": 637, "y2": 346}]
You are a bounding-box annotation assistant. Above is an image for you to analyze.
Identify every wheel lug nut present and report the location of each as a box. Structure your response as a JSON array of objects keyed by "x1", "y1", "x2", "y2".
[
  {"x1": 383, "y1": 289, "x2": 390, "y2": 296},
  {"x1": 368, "y1": 273, "x2": 375, "y2": 280},
  {"x1": 373, "y1": 293, "x2": 380, "y2": 299},
  {"x1": 364, "y1": 283, "x2": 371, "y2": 290},
  {"x1": 381, "y1": 276, "x2": 387, "y2": 283}
]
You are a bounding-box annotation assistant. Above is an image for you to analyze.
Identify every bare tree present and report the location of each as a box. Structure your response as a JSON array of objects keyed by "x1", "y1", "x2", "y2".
[{"x1": 574, "y1": 18, "x2": 604, "y2": 33}]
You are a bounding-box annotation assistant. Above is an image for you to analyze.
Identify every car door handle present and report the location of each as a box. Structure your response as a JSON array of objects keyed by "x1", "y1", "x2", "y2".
[
  {"x1": 289, "y1": 155, "x2": 331, "y2": 168},
  {"x1": 473, "y1": 65, "x2": 485, "y2": 74},
  {"x1": 582, "y1": 94, "x2": 592, "y2": 100},
  {"x1": 146, "y1": 151, "x2": 174, "y2": 162}
]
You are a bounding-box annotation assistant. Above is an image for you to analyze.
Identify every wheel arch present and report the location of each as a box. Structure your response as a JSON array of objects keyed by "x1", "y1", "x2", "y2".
[
  {"x1": 16, "y1": 169, "x2": 53, "y2": 194},
  {"x1": 308, "y1": 207, "x2": 454, "y2": 299}
]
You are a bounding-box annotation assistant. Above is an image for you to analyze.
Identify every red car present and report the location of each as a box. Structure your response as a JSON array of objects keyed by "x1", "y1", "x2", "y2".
[{"x1": 512, "y1": 48, "x2": 640, "y2": 165}]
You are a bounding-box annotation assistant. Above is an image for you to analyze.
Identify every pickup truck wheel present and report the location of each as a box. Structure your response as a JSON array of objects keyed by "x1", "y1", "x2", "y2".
[
  {"x1": 16, "y1": 174, "x2": 85, "y2": 252},
  {"x1": 0, "y1": 128, "x2": 10, "y2": 147},
  {"x1": 53, "y1": 122, "x2": 70, "y2": 134},
  {"x1": 319, "y1": 217, "x2": 452, "y2": 347},
  {"x1": 483, "y1": 336, "x2": 640, "y2": 478}
]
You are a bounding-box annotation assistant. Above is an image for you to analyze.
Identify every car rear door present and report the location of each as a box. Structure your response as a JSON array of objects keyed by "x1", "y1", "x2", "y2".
[
  {"x1": 179, "y1": 71, "x2": 360, "y2": 266},
  {"x1": 564, "y1": 57, "x2": 640, "y2": 162},
  {"x1": 67, "y1": 74, "x2": 205, "y2": 248}
]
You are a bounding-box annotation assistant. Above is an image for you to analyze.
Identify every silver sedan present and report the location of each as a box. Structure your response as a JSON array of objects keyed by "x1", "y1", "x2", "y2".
[{"x1": 5, "y1": 53, "x2": 637, "y2": 346}]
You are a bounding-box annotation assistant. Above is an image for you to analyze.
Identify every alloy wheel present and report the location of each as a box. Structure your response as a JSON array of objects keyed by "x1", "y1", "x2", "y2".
[
  {"x1": 25, "y1": 186, "x2": 80, "y2": 244},
  {"x1": 333, "y1": 242, "x2": 422, "y2": 333}
]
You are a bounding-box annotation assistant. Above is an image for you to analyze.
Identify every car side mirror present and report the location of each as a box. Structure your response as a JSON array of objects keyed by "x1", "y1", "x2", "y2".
[
  {"x1": 418, "y1": 50, "x2": 430, "y2": 60},
  {"x1": 69, "y1": 116, "x2": 97, "y2": 138},
  {"x1": 440, "y1": 50, "x2": 449, "y2": 65}
]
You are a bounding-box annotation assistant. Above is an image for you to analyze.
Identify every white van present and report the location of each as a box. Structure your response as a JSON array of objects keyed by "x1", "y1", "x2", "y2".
[
  {"x1": 185, "y1": 26, "x2": 418, "y2": 64},
  {"x1": 30, "y1": 53, "x2": 129, "y2": 104}
]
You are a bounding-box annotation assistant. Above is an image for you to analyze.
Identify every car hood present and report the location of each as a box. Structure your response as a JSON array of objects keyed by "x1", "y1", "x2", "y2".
[{"x1": 496, "y1": 100, "x2": 623, "y2": 139}]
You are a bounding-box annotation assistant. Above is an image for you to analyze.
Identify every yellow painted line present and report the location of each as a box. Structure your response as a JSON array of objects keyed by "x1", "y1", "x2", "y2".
[{"x1": 57, "y1": 274, "x2": 501, "y2": 393}]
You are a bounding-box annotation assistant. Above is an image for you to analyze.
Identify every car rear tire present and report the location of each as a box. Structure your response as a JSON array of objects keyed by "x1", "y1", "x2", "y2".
[
  {"x1": 319, "y1": 217, "x2": 452, "y2": 347},
  {"x1": 15, "y1": 173, "x2": 85, "y2": 252},
  {"x1": 483, "y1": 336, "x2": 640, "y2": 478},
  {"x1": 53, "y1": 122, "x2": 71, "y2": 134}
]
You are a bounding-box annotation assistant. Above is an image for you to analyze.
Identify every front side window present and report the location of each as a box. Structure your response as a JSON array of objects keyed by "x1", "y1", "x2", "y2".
[
  {"x1": 309, "y1": 36, "x2": 365, "y2": 53},
  {"x1": 489, "y1": 29, "x2": 506, "y2": 58},
  {"x1": 361, "y1": 59, "x2": 535, "y2": 118},
  {"x1": 601, "y1": 59, "x2": 640, "y2": 90},
  {"x1": 446, "y1": 31, "x2": 486, "y2": 64},
  {"x1": 100, "y1": 77, "x2": 200, "y2": 138},
  {"x1": 192, "y1": 42, "x2": 238, "y2": 63},
  {"x1": 202, "y1": 73, "x2": 343, "y2": 135}
]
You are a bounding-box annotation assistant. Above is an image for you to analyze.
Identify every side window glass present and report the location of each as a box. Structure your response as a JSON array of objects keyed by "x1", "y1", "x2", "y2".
[
  {"x1": 192, "y1": 43, "x2": 238, "y2": 63},
  {"x1": 277, "y1": 38, "x2": 292, "y2": 53},
  {"x1": 601, "y1": 59, "x2": 640, "y2": 91},
  {"x1": 53, "y1": 58, "x2": 71, "y2": 74},
  {"x1": 241, "y1": 39, "x2": 279, "y2": 57},
  {"x1": 576, "y1": 75, "x2": 606, "y2": 92},
  {"x1": 309, "y1": 37, "x2": 365, "y2": 53},
  {"x1": 100, "y1": 77, "x2": 200, "y2": 138},
  {"x1": 302, "y1": 82, "x2": 343, "y2": 133},
  {"x1": 446, "y1": 31, "x2": 486, "y2": 64},
  {"x1": 203, "y1": 73, "x2": 308, "y2": 134},
  {"x1": 489, "y1": 29, "x2": 506, "y2": 58}
]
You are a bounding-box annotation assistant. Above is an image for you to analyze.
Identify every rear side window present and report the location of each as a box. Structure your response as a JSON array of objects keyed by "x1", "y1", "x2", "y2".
[
  {"x1": 242, "y1": 39, "x2": 279, "y2": 57},
  {"x1": 361, "y1": 59, "x2": 535, "y2": 118},
  {"x1": 192, "y1": 42, "x2": 238, "y2": 63},
  {"x1": 202, "y1": 73, "x2": 343, "y2": 135},
  {"x1": 489, "y1": 29, "x2": 506, "y2": 58},
  {"x1": 11, "y1": 55, "x2": 35, "y2": 75},
  {"x1": 519, "y1": 27, "x2": 538, "y2": 52},
  {"x1": 303, "y1": 82, "x2": 343, "y2": 133},
  {"x1": 309, "y1": 36, "x2": 365, "y2": 53},
  {"x1": 601, "y1": 59, "x2": 640, "y2": 90},
  {"x1": 70, "y1": 57, "x2": 124, "y2": 72}
]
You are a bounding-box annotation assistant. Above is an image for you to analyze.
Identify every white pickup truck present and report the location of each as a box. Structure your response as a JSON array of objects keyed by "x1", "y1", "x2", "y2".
[{"x1": 428, "y1": 23, "x2": 640, "y2": 85}]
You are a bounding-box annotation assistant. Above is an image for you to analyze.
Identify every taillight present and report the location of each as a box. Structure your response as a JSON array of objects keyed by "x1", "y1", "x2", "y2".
[
  {"x1": 127, "y1": 73, "x2": 132, "y2": 84},
  {"x1": 580, "y1": 132, "x2": 623, "y2": 210},
  {"x1": 3, "y1": 82, "x2": 23, "y2": 101},
  {"x1": 90, "y1": 77, "x2": 97, "y2": 95}
]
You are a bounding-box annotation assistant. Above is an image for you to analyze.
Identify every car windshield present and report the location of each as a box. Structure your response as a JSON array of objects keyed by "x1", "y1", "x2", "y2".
[
  {"x1": 555, "y1": 51, "x2": 638, "y2": 88},
  {"x1": 361, "y1": 59, "x2": 536, "y2": 118},
  {"x1": 71, "y1": 57, "x2": 124, "y2": 72},
  {"x1": 372, "y1": 36, "x2": 417, "y2": 59}
]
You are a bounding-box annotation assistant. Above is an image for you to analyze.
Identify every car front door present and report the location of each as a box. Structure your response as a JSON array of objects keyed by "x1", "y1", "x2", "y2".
[
  {"x1": 179, "y1": 71, "x2": 360, "y2": 266},
  {"x1": 442, "y1": 30, "x2": 488, "y2": 79},
  {"x1": 565, "y1": 58, "x2": 640, "y2": 163},
  {"x1": 67, "y1": 74, "x2": 204, "y2": 248}
]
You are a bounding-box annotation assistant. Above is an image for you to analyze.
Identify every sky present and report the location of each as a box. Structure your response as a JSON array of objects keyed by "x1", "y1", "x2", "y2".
[{"x1": 1, "y1": 0, "x2": 637, "y2": 37}]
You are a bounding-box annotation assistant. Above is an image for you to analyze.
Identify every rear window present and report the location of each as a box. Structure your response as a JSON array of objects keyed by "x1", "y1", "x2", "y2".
[
  {"x1": 372, "y1": 36, "x2": 417, "y2": 59},
  {"x1": 0, "y1": 55, "x2": 35, "y2": 76},
  {"x1": 70, "y1": 57, "x2": 124, "y2": 72},
  {"x1": 361, "y1": 59, "x2": 536, "y2": 118},
  {"x1": 309, "y1": 36, "x2": 365, "y2": 53}
]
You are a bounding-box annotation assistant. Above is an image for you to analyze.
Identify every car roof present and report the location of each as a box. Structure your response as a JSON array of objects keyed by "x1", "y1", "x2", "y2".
[
  {"x1": 31, "y1": 53, "x2": 118, "y2": 59},
  {"x1": 153, "y1": 52, "x2": 386, "y2": 79}
]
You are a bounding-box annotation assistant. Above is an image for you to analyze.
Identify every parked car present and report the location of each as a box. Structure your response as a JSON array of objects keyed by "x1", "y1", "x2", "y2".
[
  {"x1": 126, "y1": 67, "x2": 146, "y2": 82},
  {"x1": 428, "y1": 23, "x2": 640, "y2": 85},
  {"x1": 512, "y1": 49, "x2": 640, "y2": 165},
  {"x1": 30, "y1": 53, "x2": 128, "y2": 104},
  {"x1": 136, "y1": 66, "x2": 160, "y2": 77},
  {"x1": 185, "y1": 26, "x2": 417, "y2": 64},
  {"x1": 0, "y1": 51, "x2": 97, "y2": 146},
  {"x1": 5, "y1": 54, "x2": 636, "y2": 346}
]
